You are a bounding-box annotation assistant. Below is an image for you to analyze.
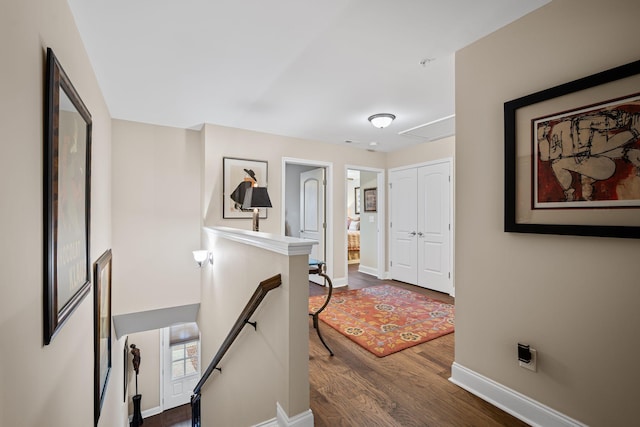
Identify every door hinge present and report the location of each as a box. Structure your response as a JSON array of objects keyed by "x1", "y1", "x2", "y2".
[
  {"x1": 390, "y1": 261, "x2": 393, "y2": 267},
  {"x1": 448, "y1": 223, "x2": 451, "y2": 230},
  {"x1": 389, "y1": 182, "x2": 393, "y2": 189},
  {"x1": 322, "y1": 179, "x2": 326, "y2": 186},
  {"x1": 448, "y1": 272, "x2": 451, "y2": 279},
  {"x1": 449, "y1": 175, "x2": 451, "y2": 182},
  {"x1": 390, "y1": 221, "x2": 392, "y2": 228},
  {"x1": 323, "y1": 222, "x2": 326, "y2": 229}
]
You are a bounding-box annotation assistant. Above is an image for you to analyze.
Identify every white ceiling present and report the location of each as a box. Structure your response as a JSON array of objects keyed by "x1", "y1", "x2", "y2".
[{"x1": 67, "y1": 0, "x2": 549, "y2": 152}]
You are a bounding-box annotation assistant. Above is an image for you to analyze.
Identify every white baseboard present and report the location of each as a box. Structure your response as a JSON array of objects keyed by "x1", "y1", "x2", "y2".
[
  {"x1": 253, "y1": 402, "x2": 314, "y2": 427},
  {"x1": 128, "y1": 405, "x2": 162, "y2": 423},
  {"x1": 332, "y1": 276, "x2": 348, "y2": 288},
  {"x1": 252, "y1": 417, "x2": 278, "y2": 427},
  {"x1": 357, "y1": 265, "x2": 377, "y2": 277},
  {"x1": 449, "y1": 363, "x2": 586, "y2": 427},
  {"x1": 276, "y1": 402, "x2": 314, "y2": 427}
]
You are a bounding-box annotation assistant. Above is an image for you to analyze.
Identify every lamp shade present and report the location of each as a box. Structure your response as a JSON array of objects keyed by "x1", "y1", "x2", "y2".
[{"x1": 242, "y1": 187, "x2": 272, "y2": 209}]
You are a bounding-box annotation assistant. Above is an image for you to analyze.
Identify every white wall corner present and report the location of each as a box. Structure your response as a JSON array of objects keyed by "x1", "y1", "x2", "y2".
[
  {"x1": 449, "y1": 363, "x2": 587, "y2": 427},
  {"x1": 275, "y1": 402, "x2": 314, "y2": 427},
  {"x1": 331, "y1": 276, "x2": 348, "y2": 288},
  {"x1": 357, "y1": 264, "x2": 378, "y2": 277}
]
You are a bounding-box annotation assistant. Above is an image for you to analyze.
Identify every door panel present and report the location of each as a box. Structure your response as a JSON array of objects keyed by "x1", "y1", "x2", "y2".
[
  {"x1": 300, "y1": 168, "x2": 325, "y2": 284},
  {"x1": 417, "y1": 162, "x2": 452, "y2": 294},
  {"x1": 390, "y1": 168, "x2": 418, "y2": 284}
]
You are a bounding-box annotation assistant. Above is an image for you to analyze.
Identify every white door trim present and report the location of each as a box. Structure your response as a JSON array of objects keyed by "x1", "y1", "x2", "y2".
[{"x1": 282, "y1": 157, "x2": 334, "y2": 281}]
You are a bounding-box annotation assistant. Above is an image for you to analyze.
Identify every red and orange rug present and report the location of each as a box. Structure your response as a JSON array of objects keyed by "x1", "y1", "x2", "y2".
[{"x1": 309, "y1": 284, "x2": 454, "y2": 357}]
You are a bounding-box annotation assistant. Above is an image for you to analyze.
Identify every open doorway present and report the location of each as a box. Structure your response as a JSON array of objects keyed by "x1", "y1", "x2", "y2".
[
  {"x1": 345, "y1": 166, "x2": 385, "y2": 284},
  {"x1": 282, "y1": 158, "x2": 334, "y2": 283}
]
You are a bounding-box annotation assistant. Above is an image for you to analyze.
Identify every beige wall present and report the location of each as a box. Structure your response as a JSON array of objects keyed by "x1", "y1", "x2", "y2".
[
  {"x1": 199, "y1": 231, "x2": 310, "y2": 425},
  {"x1": 359, "y1": 171, "x2": 378, "y2": 269},
  {"x1": 111, "y1": 119, "x2": 202, "y2": 315},
  {"x1": 0, "y1": 0, "x2": 122, "y2": 425},
  {"x1": 202, "y1": 123, "x2": 387, "y2": 282},
  {"x1": 111, "y1": 119, "x2": 202, "y2": 415},
  {"x1": 386, "y1": 135, "x2": 454, "y2": 170},
  {"x1": 455, "y1": 1, "x2": 640, "y2": 425}
]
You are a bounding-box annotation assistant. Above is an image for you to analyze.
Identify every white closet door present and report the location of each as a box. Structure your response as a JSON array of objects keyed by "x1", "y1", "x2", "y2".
[
  {"x1": 390, "y1": 168, "x2": 418, "y2": 284},
  {"x1": 417, "y1": 162, "x2": 452, "y2": 294}
]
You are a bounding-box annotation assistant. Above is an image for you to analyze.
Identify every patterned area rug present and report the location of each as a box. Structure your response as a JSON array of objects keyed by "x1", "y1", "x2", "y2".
[{"x1": 309, "y1": 284, "x2": 454, "y2": 357}]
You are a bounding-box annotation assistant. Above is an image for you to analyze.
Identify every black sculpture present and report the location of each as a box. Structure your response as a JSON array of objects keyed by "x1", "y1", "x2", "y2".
[{"x1": 130, "y1": 344, "x2": 143, "y2": 427}]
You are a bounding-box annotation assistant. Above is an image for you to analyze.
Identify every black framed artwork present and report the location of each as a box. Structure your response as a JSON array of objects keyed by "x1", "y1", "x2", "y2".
[
  {"x1": 94, "y1": 249, "x2": 112, "y2": 425},
  {"x1": 43, "y1": 47, "x2": 93, "y2": 344},
  {"x1": 124, "y1": 336, "x2": 129, "y2": 402},
  {"x1": 222, "y1": 157, "x2": 268, "y2": 219},
  {"x1": 504, "y1": 59, "x2": 640, "y2": 239},
  {"x1": 364, "y1": 187, "x2": 377, "y2": 212}
]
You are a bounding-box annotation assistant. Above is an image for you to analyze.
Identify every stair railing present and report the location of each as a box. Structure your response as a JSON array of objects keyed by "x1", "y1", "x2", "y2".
[{"x1": 191, "y1": 273, "x2": 282, "y2": 427}]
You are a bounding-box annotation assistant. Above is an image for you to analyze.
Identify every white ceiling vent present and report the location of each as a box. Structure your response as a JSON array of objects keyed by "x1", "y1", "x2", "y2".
[{"x1": 399, "y1": 114, "x2": 455, "y2": 142}]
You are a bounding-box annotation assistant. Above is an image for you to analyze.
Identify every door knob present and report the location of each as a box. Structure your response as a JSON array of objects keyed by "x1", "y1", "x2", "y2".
[
  {"x1": 409, "y1": 231, "x2": 417, "y2": 236},
  {"x1": 417, "y1": 232, "x2": 424, "y2": 237}
]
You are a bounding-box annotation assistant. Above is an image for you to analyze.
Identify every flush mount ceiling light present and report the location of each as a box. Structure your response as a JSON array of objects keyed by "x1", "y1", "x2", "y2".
[{"x1": 368, "y1": 113, "x2": 396, "y2": 129}]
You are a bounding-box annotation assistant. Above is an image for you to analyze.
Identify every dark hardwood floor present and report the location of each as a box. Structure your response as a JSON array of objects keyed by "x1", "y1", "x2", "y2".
[
  {"x1": 143, "y1": 403, "x2": 190, "y2": 427},
  {"x1": 144, "y1": 264, "x2": 526, "y2": 426},
  {"x1": 309, "y1": 264, "x2": 527, "y2": 427}
]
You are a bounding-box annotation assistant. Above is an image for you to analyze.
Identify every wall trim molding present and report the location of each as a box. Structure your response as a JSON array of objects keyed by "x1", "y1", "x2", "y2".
[
  {"x1": 332, "y1": 276, "x2": 348, "y2": 288},
  {"x1": 254, "y1": 402, "x2": 314, "y2": 427},
  {"x1": 358, "y1": 264, "x2": 378, "y2": 277},
  {"x1": 206, "y1": 226, "x2": 316, "y2": 256},
  {"x1": 450, "y1": 363, "x2": 587, "y2": 427},
  {"x1": 128, "y1": 405, "x2": 162, "y2": 423},
  {"x1": 276, "y1": 402, "x2": 314, "y2": 427}
]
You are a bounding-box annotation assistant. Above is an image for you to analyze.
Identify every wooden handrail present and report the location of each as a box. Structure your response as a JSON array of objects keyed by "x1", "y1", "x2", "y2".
[{"x1": 192, "y1": 273, "x2": 282, "y2": 398}]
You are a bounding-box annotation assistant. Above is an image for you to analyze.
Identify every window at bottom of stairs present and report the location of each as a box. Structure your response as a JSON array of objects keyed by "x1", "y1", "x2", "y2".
[{"x1": 171, "y1": 341, "x2": 199, "y2": 380}]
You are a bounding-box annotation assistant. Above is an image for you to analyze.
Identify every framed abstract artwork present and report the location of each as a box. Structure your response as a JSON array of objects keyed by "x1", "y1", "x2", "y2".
[
  {"x1": 44, "y1": 47, "x2": 93, "y2": 344},
  {"x1": 94, "y1": 249, "x2": 112, "y2": 425},
  {"x1": 222, "y1": 157, "x2": 268, "y2": 219},
  {"x1": 504, "y1": 59, "x2": 640, "y2": 238},
  {"x1": 364, "y1": 187, "x2": 377, "y2": 212}
]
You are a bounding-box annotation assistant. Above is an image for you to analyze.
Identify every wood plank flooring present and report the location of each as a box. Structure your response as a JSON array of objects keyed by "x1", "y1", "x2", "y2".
[
  {"x1": 309, "y1": 265, "x2": 528, "y2": 427},
  {"x1": 143, "y1": 403, "x2": 190, "y2": 427},
  {"x1": 144, "y1": 264, "x2": 527, "y2": 426}
]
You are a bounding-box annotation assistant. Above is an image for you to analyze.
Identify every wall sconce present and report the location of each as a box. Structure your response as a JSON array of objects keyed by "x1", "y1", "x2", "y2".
[
  {"x1": 192, "y1": 250, "x2": 213, "y2": 267},
  {"x1": 242, "y1": 186, "x2": 272, "y2": 232}
]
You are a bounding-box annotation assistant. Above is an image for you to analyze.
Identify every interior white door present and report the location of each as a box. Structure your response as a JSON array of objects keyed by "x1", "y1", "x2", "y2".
[
  {"x1": 417, "y1": 162, "x2": 452, "y2": 294},
  {"x1": 162, "y1": 325, "x2": 201, "y2": 410},
  {"x1": 390, "y1": 168, "x2": 418, "y2": 284},
  {"x1": 300, "y1": 168, "x2": 326, "y2": 284}
]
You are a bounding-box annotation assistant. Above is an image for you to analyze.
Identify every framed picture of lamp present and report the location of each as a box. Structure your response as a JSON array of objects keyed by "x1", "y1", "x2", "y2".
[
  {"x1": 504, "y1": 58, "x2": 640, "y2": 239},
  {"x1": 43, "y1": 47, "x2": 93, "y2": 344},
  {"x1": 222, "y1": 157, "x2": 268, "y2": 219}
]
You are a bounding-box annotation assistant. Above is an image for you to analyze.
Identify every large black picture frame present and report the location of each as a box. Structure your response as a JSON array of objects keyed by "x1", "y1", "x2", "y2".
[
  {"x1": 222, "y1": 157, "x2": 268, "y2": 219},
  {"x1": 44, "y1": 47, "x2": 93, "y2": 344},
  {"x1": 94, "y1": 249, "x2": 112, "y2": 425},
  {"x1": 504, "y1": 59, "x2": 640, "y2": 239}
]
